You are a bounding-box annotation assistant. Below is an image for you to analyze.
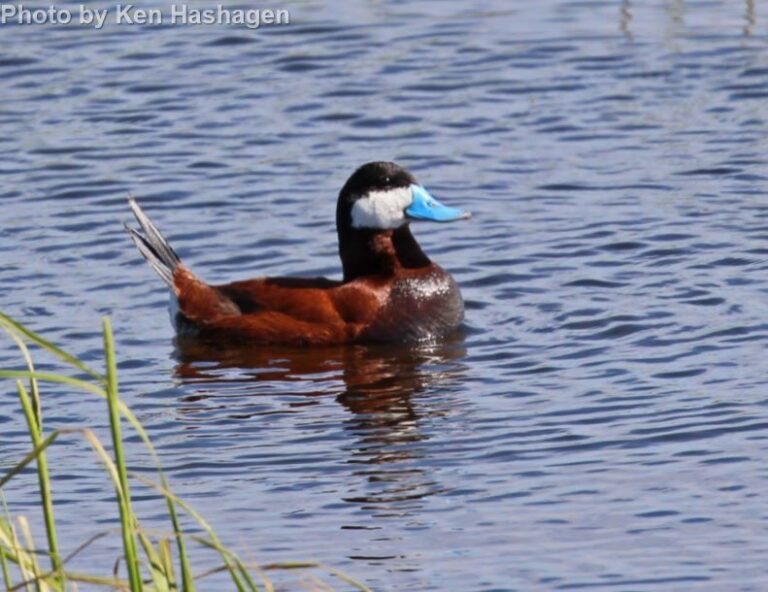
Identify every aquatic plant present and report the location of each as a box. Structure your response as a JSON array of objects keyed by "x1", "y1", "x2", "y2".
[{"x1": 0, "y1": 312, "x2": 370, "y2": 592}]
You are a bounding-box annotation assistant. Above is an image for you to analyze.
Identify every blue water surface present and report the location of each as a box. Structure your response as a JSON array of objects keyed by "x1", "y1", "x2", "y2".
[{"x1": 2, "y1": 1, "x2": 768, "y2": 590}]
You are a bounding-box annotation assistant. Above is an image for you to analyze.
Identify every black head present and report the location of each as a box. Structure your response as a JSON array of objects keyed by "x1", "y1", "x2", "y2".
[
  {"x1": 335, "y1": 161, "x2": 469, "y2": 281},
  {"x1": 341, "y1": 161, "x2": 417, "y2": 196},
  {"x1": 336, "y1": 161, "x2": 417, "y2": 233}
]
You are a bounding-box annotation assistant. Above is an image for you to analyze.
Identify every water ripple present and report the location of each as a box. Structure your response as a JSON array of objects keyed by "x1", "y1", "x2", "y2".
[{"x1": 2, "y1": 1, "x2": 768, "y2": 591}]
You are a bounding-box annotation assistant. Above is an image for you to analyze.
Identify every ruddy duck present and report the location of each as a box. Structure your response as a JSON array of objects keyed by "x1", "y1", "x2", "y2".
[{"x1": 126, "y1": 161, "x2": 470, "y2": 345}]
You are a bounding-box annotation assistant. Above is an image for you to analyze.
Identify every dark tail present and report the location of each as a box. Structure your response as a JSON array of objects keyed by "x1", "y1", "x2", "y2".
[{"x1": 125, "y1": 197, "x2": 181, "y2": 287}]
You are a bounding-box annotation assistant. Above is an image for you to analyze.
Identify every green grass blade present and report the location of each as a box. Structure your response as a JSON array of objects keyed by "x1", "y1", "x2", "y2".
[
  {"x1": 4, "y1": 521, "x2": 32, "y2": 592},
  {"x1": 51, "y1": 571, "x2": 129, "y2": 588},
  {"x1": 260, "y1": 561, "x2": 373, "y2": 591},
  {"x1": 136, "y1": 531, "x2": 170, "y2": 592},
  {"x1": 1, "y1": 371, "x2": 194, "y2": 588},
  {"x1": 158, "y1": 539, "x2": 177, "y2": 592},
  {"x1": 0, "y1": 313, "x2": 103, "y2": 382},
  {"x1": 16, "y1": 382, "x2": 63, "y2": 587},
  {"x1": 61, "y1": 531, "x2": 111, "y2": 566},
  {"x1": 1, "y1": 315, "x2": 371, "y2": 592},
  {"x1": 8, "y1": 571, "x2": 130, "y2": 592},
  {"x1": 0, "y1": 324, "x2": 42, "y2": 428},
  {"x1": 16, "y1": 516, "x2": 44, "y2": 592},
  {"x1": 0, "y1": 432, "x2": 64, "y2": 489},
  {"x1": 165, "y1": 487, "x2": 193, "y2": 592},
  {"x1": 0, "y1": 371, "x2": 106, "y2": 398},
  {"x1": 185, "y1": 538, "x2": 249, "y2": 592},
  {"x1": 102, "y1": 318, "x2": 143, "y2": 592},
  {"x1": 134, "y1": 478, "x2": 251, "y2": 592},
  {"x1": 5, "y1": 315, "x2": 199, "y2": 592},
  {"x1": 0, "y1": 520, "x2": 13, "y2": 591},
  {"x1": 119, "y1": 411, "x2": 194, "y2": 592},
  {"x1": 322, "y1": 566, "x2": 375, "y2": 592},
  {"x1": 79, "y1": 430, "x2": 144, "y2": 591}
]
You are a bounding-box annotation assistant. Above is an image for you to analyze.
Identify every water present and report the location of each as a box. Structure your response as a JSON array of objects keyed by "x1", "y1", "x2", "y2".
[{"x1": 2, "y1": 1, "x2": 768, "y2": 590}]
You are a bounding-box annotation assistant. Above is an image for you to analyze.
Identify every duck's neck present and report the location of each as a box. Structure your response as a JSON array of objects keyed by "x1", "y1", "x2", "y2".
[{"x1": 338, "y1": 224, "x2": 431, "y2": 282}]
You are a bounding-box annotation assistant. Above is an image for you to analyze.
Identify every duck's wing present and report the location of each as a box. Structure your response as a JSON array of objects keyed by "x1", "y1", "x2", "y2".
[
  {"x1": 195, "y1": 311, "x2": 359, "y2": 345},
  {"x1": 216, "y1": 277, "x2": 339, "y2": 314},
  {"x1": 178, "y1": 277, "x2": 384, "y2": 345},
  {"x1": 161, "y1": 270, "x2": 353, "y2": 343}
]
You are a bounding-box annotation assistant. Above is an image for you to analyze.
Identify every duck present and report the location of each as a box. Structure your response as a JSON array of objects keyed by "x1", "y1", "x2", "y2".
[{"x1": 126, "y1": 161, "x2": 470, "y2": 345}]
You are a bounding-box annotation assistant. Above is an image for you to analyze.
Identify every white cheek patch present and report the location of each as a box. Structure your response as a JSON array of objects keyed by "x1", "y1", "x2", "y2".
[{"x1": 350, "y1": 186, "x2": 413, "y2": 230}]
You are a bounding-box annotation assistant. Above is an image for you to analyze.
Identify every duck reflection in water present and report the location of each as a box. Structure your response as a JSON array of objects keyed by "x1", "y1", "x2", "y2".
[{"x1": 173, "y1": 335, "x2": 467, "y2": 512}]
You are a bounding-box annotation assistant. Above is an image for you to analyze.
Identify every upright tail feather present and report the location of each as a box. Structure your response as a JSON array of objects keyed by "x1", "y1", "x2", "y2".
[{"x1": 125, "y1": 197, "x2": 181, "y2": 287}]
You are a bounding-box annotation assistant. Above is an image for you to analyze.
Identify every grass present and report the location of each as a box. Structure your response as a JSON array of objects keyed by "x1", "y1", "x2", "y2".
[{"x1": 0, "y1": 312, "x2": 372, "y2": 592}]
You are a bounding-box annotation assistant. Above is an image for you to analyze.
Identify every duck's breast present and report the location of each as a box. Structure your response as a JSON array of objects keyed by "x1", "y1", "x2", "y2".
[{"x1": 361, "y1": 264, "x2": 464, "y2": 342}]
